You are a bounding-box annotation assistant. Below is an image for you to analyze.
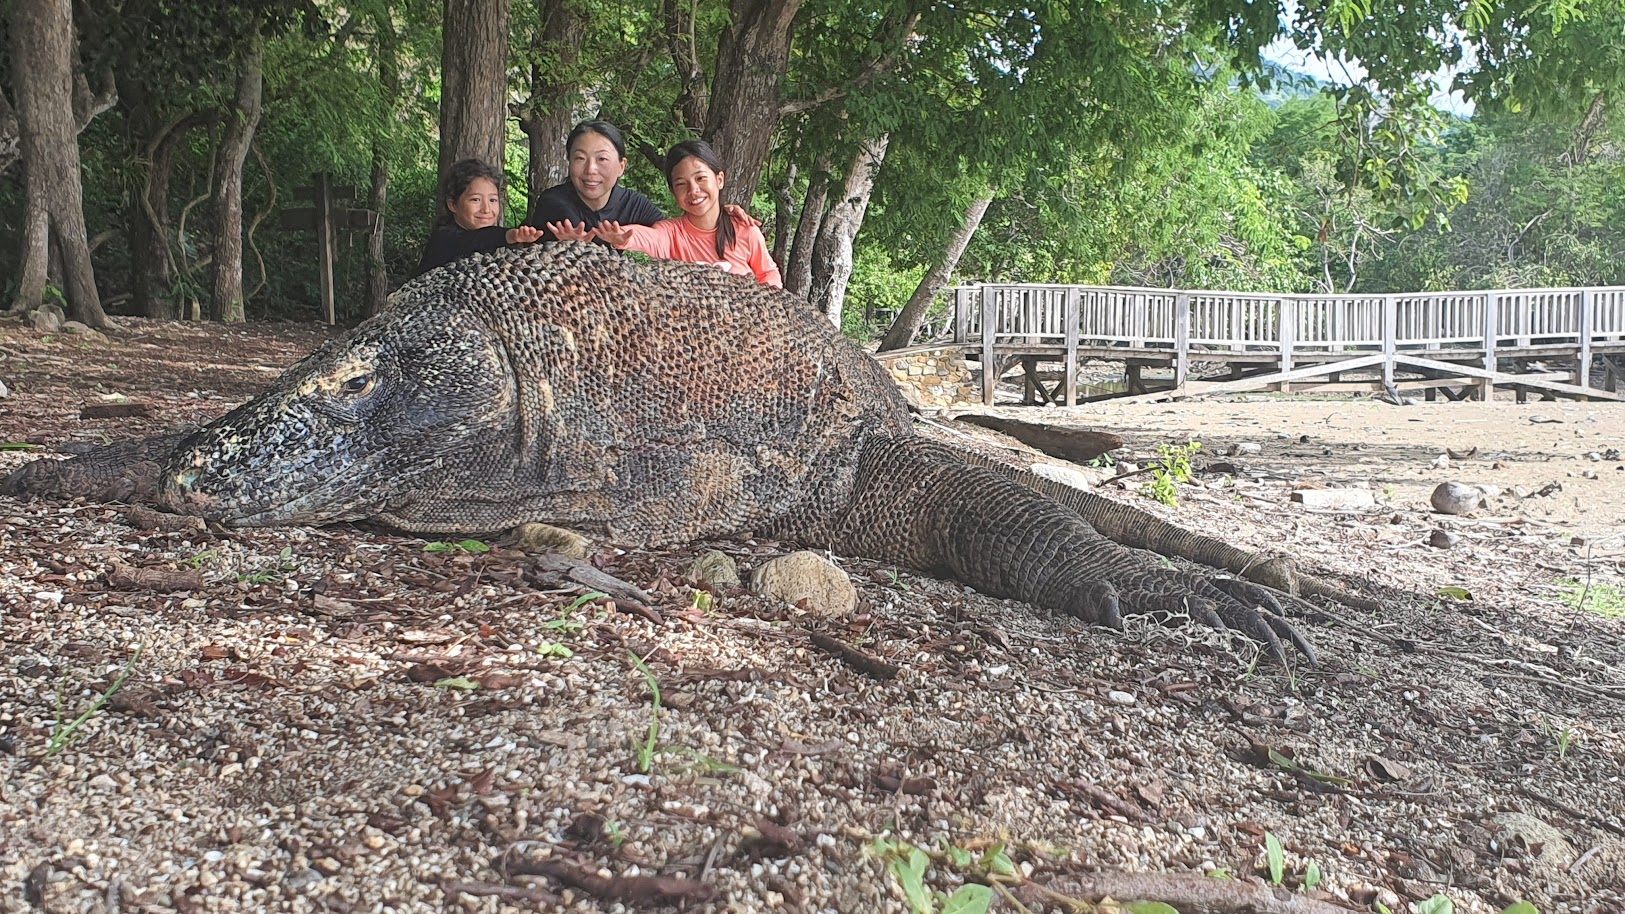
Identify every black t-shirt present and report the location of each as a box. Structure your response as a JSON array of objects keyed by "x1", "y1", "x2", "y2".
[
  {"x1": 524, "y1": 183, "x2": 665, "y2": 242},
  {"x1": 413, "y1": 224, "x2": 509, "y2": 277}
]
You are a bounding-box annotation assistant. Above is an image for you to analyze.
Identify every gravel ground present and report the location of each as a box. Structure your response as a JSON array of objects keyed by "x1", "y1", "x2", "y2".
[{"x1": 1, "y1": 319, "x2": 1622, "y2": 914}]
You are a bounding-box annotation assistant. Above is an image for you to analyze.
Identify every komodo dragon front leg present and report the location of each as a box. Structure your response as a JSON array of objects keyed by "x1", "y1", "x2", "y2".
[{"x1": 815, "y1": 436, "x2": 1315, "y2": 665}]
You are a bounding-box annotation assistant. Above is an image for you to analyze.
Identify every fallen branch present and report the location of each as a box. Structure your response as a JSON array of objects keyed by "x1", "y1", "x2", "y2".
[
  {"x1": 503, "y1": 856, "x2": 715, "y2": 905},
  {"x1": 1015, "y1": 871, "x2": 1359, "y2": 914},
  {"x1": 806, "y1": 630, "x2": 901, "y2": 680},
  {"x1": 527, "y1": 553, "x2": 660, "y2": 622},
  {"x1": 441, "y1": 880, "x2": 559, "y2": 904}
]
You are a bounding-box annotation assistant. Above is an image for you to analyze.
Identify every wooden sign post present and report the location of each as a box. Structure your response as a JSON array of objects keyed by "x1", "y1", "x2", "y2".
[{"x1": 280, "y1": 172, "x2": 376, "y2": 324}]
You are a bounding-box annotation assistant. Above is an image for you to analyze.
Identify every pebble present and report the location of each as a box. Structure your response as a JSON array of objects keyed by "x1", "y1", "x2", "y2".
[{"x1": 1107, "y1": 690, "x2": 1136, "y2": 705}]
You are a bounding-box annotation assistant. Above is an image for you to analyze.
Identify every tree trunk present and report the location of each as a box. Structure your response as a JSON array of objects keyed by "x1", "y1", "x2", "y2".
[
  {"x1": 8, "y1": 0, "x2": 106, "y2": 327},
  {"x1": 878, "y1": 189, "x2": 993, "y2": 351},
  {"x1": 517, "y1": 0, "x2": 586, "y2": 200},
  {"x1": 703, "y1": 0, "x2": 803, "y2": 206},
  {"x1": 663, "y1": 0, "x2": 710, "y2": 130},
  {"x1": 211, "y1": 36, "x2": 264, "y2": 324},
  {"x1": 808, "y1": 134, "x2": 888, "y2": 328},
  {"x1": 439, "y1": 0, "x2": 512, "y2": 184},
  {"x1": 0, "y1": 86, "x2": 19, "y2": 176},
  {"x1": 365, "y1": 145, "x2": 391, "y2": 316},
  {"x1": 770, "y1": 162, "x2": 796, "y2": 267},
  {"x1": 123, "y1": 77, "x2": 177, "y2": 318},
  {"x1": 784, "y1": 153, "x2": 829, "y2": 297}
]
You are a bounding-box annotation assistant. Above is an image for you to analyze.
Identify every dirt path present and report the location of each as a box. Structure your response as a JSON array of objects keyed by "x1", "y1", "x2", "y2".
[{"x1": 1, "y1": 320, "x2": 1621, "y2": 914}]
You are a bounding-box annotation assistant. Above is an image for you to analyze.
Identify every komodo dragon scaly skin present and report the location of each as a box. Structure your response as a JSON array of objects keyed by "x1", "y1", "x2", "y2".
[{"x1": 3, "y1": 243, "x2": 1314, "y2": 663}]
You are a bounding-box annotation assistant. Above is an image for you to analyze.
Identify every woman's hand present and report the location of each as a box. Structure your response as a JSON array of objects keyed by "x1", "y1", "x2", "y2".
[
  {"x1": 724, "y1": 204, "x2": 761, "y2": 228},
  {"x1": 593, "y1": 220, "x2": 632, "y2": 248},
  {"x1": 506, "y1": 225, "x2": 544, "y2": 244},
  {"x1": 545, "y1": 220, "x2": 595, "y2": 243}
]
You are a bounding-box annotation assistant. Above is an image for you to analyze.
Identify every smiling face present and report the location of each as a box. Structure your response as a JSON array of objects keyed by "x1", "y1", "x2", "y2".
[
  {"x1": 449, "y1": 176, "x2": 501, "y2": 230},
  {"x1": 568, "y1": 131, "x2": 627, "y2": 211},
  {"x1": 668, "y1": 156, "x2": 724, "y2": 225}
]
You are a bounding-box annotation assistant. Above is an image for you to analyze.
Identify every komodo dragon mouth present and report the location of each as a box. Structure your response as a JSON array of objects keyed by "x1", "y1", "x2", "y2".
[{"x1": 3, "y1": 242, "x2": 1317, "y2": 665}]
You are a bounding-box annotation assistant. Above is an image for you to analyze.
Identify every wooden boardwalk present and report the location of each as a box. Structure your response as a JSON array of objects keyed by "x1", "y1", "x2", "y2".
[{"x1": 932, "y1": 283, "x2": 1625, "y2": 405}]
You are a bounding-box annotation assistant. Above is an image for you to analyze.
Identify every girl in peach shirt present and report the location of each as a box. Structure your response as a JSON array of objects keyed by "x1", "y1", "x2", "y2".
[{"x1": 591, "y1": 140, "x2": 783, "y2": 287}]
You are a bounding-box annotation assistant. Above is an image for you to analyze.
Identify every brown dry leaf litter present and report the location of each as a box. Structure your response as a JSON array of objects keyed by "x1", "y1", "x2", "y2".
[{"x1": 1, "y1": 319, "x2": 1622, "y2": 914}]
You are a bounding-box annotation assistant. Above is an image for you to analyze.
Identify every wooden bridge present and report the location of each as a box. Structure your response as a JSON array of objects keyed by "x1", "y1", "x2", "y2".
[{"x1": 922, "y1": 283, "x2": 1625, "y2": 405}]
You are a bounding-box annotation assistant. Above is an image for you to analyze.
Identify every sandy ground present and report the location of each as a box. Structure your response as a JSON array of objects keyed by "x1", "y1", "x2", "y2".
[{"x1": 1, "y1": 319, "x2": 1622, "y2": 914}]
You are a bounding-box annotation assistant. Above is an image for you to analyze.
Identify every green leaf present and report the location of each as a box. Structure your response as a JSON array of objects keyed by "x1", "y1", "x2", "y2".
[
  {"x1": 978, "y1": 844, "x2": 1016, "y2": 877},
  {"x1": 944, "y1": 846, "x2": 976, "y2": 868},
  {"x1": 889, "y1": 848, "x2": 932, "y2": 914},
  {"x1": 1126, "y1": 903, "x2": 1181, "y2": 914},
  {"x1": 0, "y1": 442, "x2": 43, "y2": 451},
  {"x1": 1265, "y1": 832, "x2": 1285, "y2": 885},
  {"x1": 434, "y1": 676, "x2": 479, "y2": 691},
  {"x1": 1416, "y1": 896, "x2": 1455, "y2": 914},
  {"x1": 536, "y1": 641, "x2": 574, "y2": 659},
  {"x1": 941, "y1": 884, "x2": 993, "y2": 914},
  {"x1": 1436, "y1": 586, "x2": 1473, "y2": 601},
  {"x1": 456, "y1": 538, "x2": 491, "y2": 554},
  {"x1": 1498, "y1": 902, "x2": 1538, "y2": 914},
  {"x1": 423, "y1": 541, "x2": 454, "y2": 553},
  {"x1": 1303, "y1": 859, "x2": 1322, "y2": 891}
]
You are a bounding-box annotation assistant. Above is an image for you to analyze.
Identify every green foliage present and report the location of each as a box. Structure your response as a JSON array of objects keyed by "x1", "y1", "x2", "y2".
[
  {"x1": 1264, "y1": 832, "x2": 1286, "y2": 885},
  {"x1": 422, "y1": 539, "x2": 491, "y2": 555},
  {"x1": 1558, "y1": 580, "x2": 1625, "y2": 618},
  {"x1": 628, "y1": 650, "x2": 662, "y2": 773},
  {"x1": 48, "y1": 645, "x2": 145, "y2": 757},
  {"x1": 1145, "y1": 441, "x2": 1201, "y2": 508},
  {"x1": 1416, "y1": 895, "x2": 1455, "y2": 914},
  {"x1": 868, "y1": 838, "x2": 1003, "y2": 914}
]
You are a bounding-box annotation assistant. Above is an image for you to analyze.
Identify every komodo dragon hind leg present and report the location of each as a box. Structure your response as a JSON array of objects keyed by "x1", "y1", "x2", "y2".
[
  {"x1": 819, "y1": 436, "x2": 1316, "y2": 665},
  {"x1": 2, "y1": 430, "x2": 192, "y2": 505}
]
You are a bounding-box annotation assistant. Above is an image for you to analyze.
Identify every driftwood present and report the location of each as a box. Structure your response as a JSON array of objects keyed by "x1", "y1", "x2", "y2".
[
  {"x1": 1015, "y1": 871, "x2": 1359, "y2": 914},
  {"x1": 806, "y1": 629, "x2": 901, "y2": 680},
  {"x1": 951, "y1": 413, "x2": 1122, "y2": 464}
]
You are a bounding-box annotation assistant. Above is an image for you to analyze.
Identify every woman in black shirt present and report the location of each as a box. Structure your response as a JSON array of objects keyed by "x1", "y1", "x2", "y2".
[{"x1": 414, "y1": 159, "x2": 543, "y2": 276}]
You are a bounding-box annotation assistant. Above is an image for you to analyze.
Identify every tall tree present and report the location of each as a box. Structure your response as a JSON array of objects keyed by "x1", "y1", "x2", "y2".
[
  {"x1": 212, "y1": 33, "x2": 265, "y2": 323},
  {"x1": 515, "y1": 0, "x2": 587, "y2": 200},
  {"x1": 438, "y1": 0, "x2": 511, "y2": 183},
  {"x1": 808, "y1": 134, "x2": 887, "y2": 326},
  {"x1": 878, "y1": 188, "x2": 992, "y2": 351},
  {"x1": 7, "y1": 0, "x2": 106, "y2": 326}
]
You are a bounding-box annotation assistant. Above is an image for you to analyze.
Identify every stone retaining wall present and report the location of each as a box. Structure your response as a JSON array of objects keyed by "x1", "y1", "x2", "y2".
[{"x1": 875, "y1": 348, "x2": 976, "y2": 408}]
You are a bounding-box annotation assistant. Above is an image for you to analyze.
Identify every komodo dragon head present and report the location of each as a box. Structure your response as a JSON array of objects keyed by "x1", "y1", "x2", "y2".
[{"x1": 158, "y1": 297, "x2": 517, "y2": 526}]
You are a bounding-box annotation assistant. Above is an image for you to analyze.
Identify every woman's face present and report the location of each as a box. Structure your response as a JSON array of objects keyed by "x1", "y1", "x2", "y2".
[
  {"x1": 668, "y1": 156, "x2": 724, "y2": 221},
  {"x1": 448, "y1": 177, "x2": 500, "y2": 231},
  {"x1": 568, "y1": 132, "x2": 627, "y2": 210}
]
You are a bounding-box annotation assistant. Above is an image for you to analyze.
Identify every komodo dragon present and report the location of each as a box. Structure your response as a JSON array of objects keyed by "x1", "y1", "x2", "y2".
[{"x1": 4, "y1": 243, "x2": 1315, "y2": 663}]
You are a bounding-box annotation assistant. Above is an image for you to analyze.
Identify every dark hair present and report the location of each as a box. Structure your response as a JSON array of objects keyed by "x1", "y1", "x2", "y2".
[
  {"x1": 566, "y1": 120, "x2": 627, "y2": 159},
  {"x1": 663, "y1": 139, "x2": 733, "y2": 260},
  {"x1": 435, "y1": 158, "x2": 503, "y2": 227}
]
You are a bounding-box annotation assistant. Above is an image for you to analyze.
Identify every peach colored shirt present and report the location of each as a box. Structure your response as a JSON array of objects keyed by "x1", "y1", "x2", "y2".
[{"x1": 620, "y1": 216, "x2": 783, "y2": 287}]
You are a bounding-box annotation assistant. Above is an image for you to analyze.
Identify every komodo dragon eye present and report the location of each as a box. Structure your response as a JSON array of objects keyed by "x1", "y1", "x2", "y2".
[{"x1": 339, "y1": 373, "x2": 375, "y2": 397}]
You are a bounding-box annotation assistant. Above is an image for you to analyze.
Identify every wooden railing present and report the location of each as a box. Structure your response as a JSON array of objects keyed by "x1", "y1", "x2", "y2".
[
  {"x1": 940, "y1": 283, "x2": 1625, "y2": 404},
  {"x1": 948, "y1": 284, "x2": 1625, "y2": 351}
]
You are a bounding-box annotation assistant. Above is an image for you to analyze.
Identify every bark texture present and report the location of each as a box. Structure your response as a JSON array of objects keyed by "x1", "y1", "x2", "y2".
[
  {"x1": 703, "y1": 0, "x2": 802, "y2": 206},
  {"x1": 8, "y1": 0, "x2": 106, "y2": 327},
  {"x1": 518, "y1": 0, "x2": 586, "y2": 200},
  {"x1": 439, "y1": 0, "x2": 512, "y2": 184},
  {"x1": 784, "y1": 154, "x2": 830, "y2": 297},
  {"x1": 808, "y1": 135, "x2": 888, "y2": 327},
  {"x1": 0, "y1": 86, "x2": 19, "y2": 176},
  {"x1": 211, "y1": 36, "x2": 264, "y2": 324},
  {"x1": 878, "y1": 189, "x2": 993, "y2": 351},
  {"x1": 365, "y1": 146, "x2": 391, "y2": 316}
]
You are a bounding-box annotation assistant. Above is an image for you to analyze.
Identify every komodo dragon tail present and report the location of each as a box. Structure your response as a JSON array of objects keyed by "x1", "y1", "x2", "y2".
[{"x1": 814, "y1": 436, "x2": 1316, "y2": 665}]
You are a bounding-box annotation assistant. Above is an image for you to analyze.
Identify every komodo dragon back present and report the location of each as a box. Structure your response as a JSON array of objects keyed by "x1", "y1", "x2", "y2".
[{"x1": 3, "y1": 243, "x2": 1314, "y2": 663}]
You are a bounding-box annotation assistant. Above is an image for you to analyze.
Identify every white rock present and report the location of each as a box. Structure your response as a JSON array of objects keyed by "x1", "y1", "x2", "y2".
[
  {"x1": 1429, "y1": 481, "x2": 1482, "y2": 515},
  {"x1": 749, "y1": 551, "x2": 856, "y2": 619},
  {"x1": 1107, "y1": 690, "x2": 1136, "y2": 705}
]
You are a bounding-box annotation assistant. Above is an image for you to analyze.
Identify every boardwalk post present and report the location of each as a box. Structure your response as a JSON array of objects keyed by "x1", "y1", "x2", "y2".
[
  {"x1": 1482, "y1": 292, "x2": 1499, "y2": 401},
  {"x1": 1174, "y1": 292, "x2": 1190, "y2": 389},
  {"x1": 1277, "y1": 297, "x2": 1296, "y2": 393},
  {"x1": 1063, "y1": 287, "x2": 1080, "y2": 406},
  {"x1": 980, "y1": 285, "x2": 997, "y2": 406},
  {"x1": 1381, "y1": 294, "x2": 1397, "y2": 387},
  {"x1": 1578, "y1": 288, "x2": 1594, "y2": 391},
  {"x1": 954, "y1": 286, "x2": 970, "y2": 344},
  {"x1": 316, "y1": 171, "x2": 337, "y2": 326}
]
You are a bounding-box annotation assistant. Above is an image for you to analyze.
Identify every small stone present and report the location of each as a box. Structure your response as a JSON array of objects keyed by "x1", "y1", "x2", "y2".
[
  {"x1": 1570, "y1": 535, "x2": 1588, "y2": 547},
  {"x1": 1429, "y1": 481, "x2": 1482, "y2": 515},
  {"x1": 1428, "y1": 529, "x2": 1458, "y2": 548},
  {"x1": 31, "y1": 303, "x2": 64, "y2": 334},
  {"x1": 689, "y1": 549, "x2": 740, "y2": 588},
  {"x1": 749, "y1": 551, "x2": 856, "y2": 619},
  {"x1": 510, "y1": 523, "x2": 589, "y2": 558},
  {"x1": 1107, "y1": 690, "x2": 1136, "y2": 705},
  {"x1": 0, "y1": 378, "x2": 8, "y2": 398},
  {"x1": 1226, "y1": 442, "x2": 1262, "y2": 456},
  {"x1": 1430, "y1": 453, "x2": 1450, "y2": 469}
]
